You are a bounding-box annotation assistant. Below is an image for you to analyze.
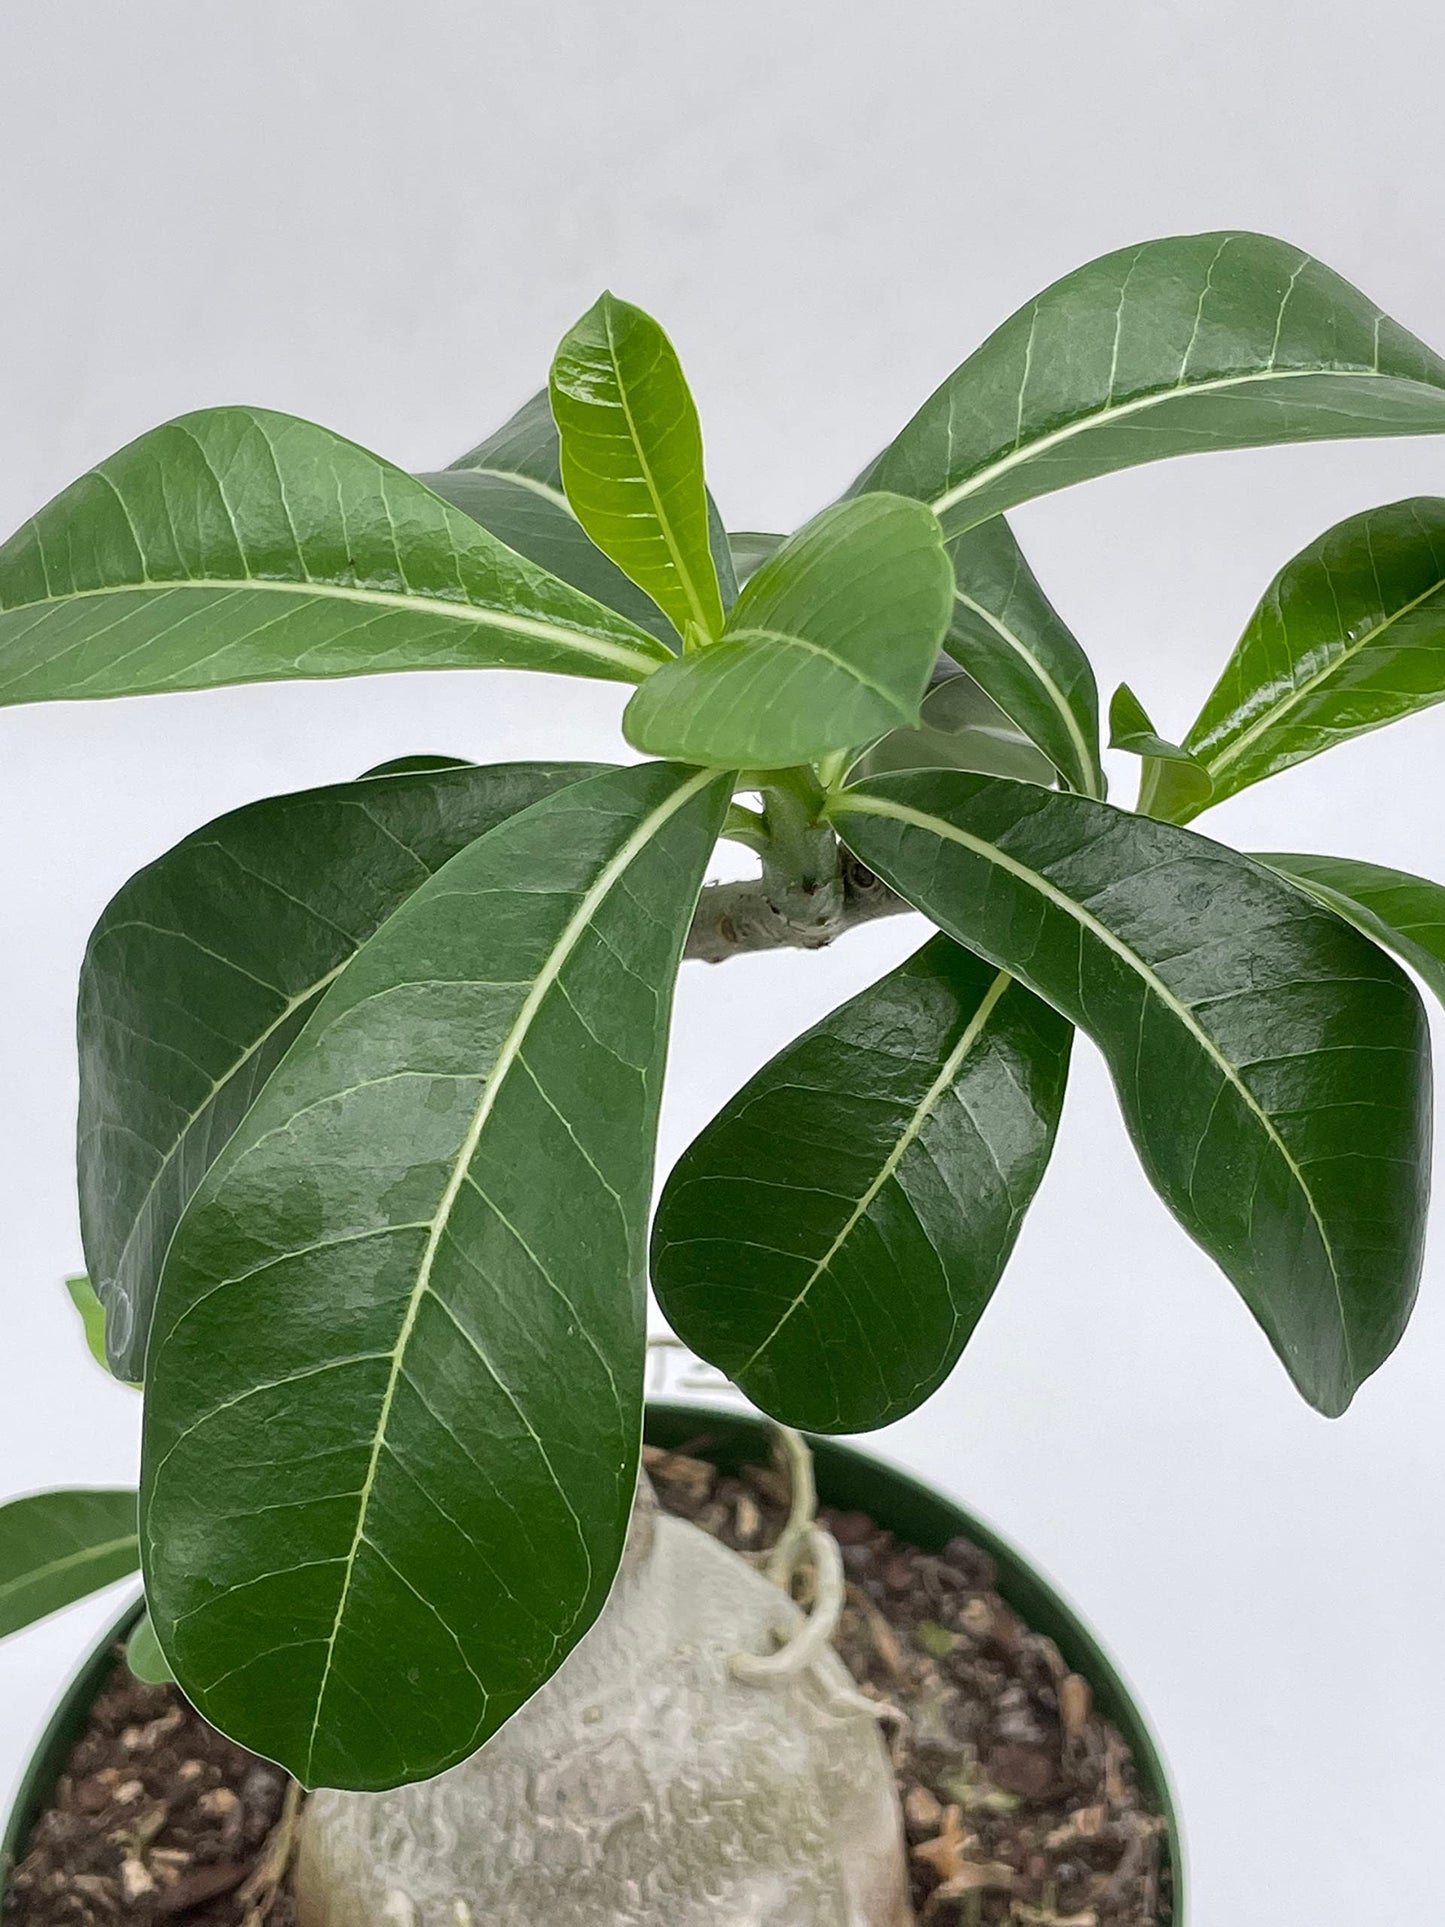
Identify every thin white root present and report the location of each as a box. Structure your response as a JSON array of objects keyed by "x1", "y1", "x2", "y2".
[
  {"x1": 765, "y1": 1423, "x2": 819, "y2": 1587},
  {"x1": 382, "y1": 1893, "x2": 420, "y2": 1926},
  {"x1": 731, "y1": 1524, "x2": 844, "y2": 1684},
  {"x1": 450, "y1": 1904, "x2": 476, "y2": 1925}
]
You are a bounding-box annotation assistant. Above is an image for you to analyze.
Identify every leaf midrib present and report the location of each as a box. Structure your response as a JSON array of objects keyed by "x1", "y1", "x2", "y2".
[
  {"x1": 833, "y1": 791, "x2": 1352, "y2": 1370},
  {"x1": 952, "y1": 588, "x2": 1101, "y2": 798},
  {"x1": 0, "y1": 1533, "x2": 138, "y2": 1606},
  {"x1": 600, "y1": 305, "x2": 717, "y2": 643},
  {"x1": 719, "y1": 625, "x2": 920, "y2": 718},
  {"x1": 300, "y1": 765, "x2": 717, "y2": 1776},
  {"x1": 930, "y1": 365, "x2": 1413, "y2": 525},
  {"x1": 0, "y1": 577, "x2": 665, "y2": 679},
  {"x1": 734, "y1": 967, "x2": 1013, "y2": 1382},
  {"x1": 1196, "y1": 567, "x2": 1445, "y2": 781}
]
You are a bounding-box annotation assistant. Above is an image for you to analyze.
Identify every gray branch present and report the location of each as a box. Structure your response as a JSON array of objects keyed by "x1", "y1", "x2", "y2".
[{"x1": 685, "y1": 854, "x2": 914, "y2": 964}]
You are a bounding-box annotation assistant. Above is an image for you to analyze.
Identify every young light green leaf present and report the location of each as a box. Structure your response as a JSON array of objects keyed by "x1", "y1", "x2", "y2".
[
  {"x1": 853, "y1": 669, "x2": 1056, "y2": 784},
  {"x1": 0, "y1": 1490, "x2": 139, "y2": 1639},
  {"x1": 729, "y1": 530, "x2": 784, "y2": 585},
  {"x1": 65, "y1": 1273, "x2": 111, "y2": 1375},
  {"x1": 623, "y1": 495, "x2": 953, "y2": 768},
  {"x1": 421, "y1": 469, "x2": 682, "y2": 652},
  {"x1": 1108, "y1": 682, "x2": 1213, "y2": 818},
  {"x1": 1178, "y1": 499, "x2": 1445, "y2": 819},
  {"x1": 653, "y1": 936, "x2": 1071, "y2": 1432},
  {"x1": 829, "y1": 772, "x2": 1431, "y2": 1418},
  {"x1": 855, "y1": 234, "x2": 1445, "y2": 535},
  {"x1": 126, "y1": 1611, "x2": 175, "y2": 1685},
  {"x1": 551, "y1": 297, "x2": 725, "y2": 645},
  {"x1": 946, "y1": 518, "x2": 1103, "y2": 797},
  {"x1": 141, "y1": 762, "x2": 730, "y2": 1791},
  {"x1": 447, "y1": 386, "x2": 738, "y2": 614},
  {"x1": 80, "y1": 760, "x2": 602, "y2": 1381},
  {"x1": 0, "y1": 409, "x2": 671, "y2": 710},
  {"x1": 1258, "y1": 853, "x2": 1445, "y2": 1008}
]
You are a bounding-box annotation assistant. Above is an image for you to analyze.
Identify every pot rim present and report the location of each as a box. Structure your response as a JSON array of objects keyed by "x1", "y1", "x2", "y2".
[{"x1": 2, "y1": 1400, "x2": 1186, "y2": 1922}]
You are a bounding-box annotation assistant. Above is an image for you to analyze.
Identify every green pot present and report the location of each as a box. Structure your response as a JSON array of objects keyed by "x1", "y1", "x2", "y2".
[{"x1": 2, "y1": 1402, "x2": 1185, "y2": 1920}]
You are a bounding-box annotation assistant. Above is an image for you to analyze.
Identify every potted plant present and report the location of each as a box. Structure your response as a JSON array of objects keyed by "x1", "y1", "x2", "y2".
[{"x1": 4, "y1": 228, "x2": 1445, "y2": 1923}]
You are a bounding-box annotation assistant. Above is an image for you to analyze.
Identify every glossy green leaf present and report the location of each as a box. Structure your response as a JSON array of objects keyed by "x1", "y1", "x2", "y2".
[
  {"x1": 653, "y1": 936, "x2": 1071, "y2": 1432},
  {"x1": 420, "y1": 470, "x2": 682, "y2": 652},
  {"x1": 447, "y1": 386, "x2": 738, "y2": 613},
  {"x1": 945, "y1": 518, "x2": 1103, "y2": 797},
  {"x1": 1258, "y1": 852, "x2": 1445, "y2": 1007},
  {"x1": 855, "y1": 233, "x2": 1445, "y2": 535},
  {"x1": 623, "y1": 495, "x2": 952, "y2": 768},
  {"x1": 65, "y1": 1273, "x2": 111, "y2": 1375},
  {"x1": 141, "y1": 762, "x2": 729, "y2": 1790},
  {"x1": 126, "y1": 1611, "x2": 175, "y2": 1685},
  {"x1": 729, "y1": 530, "x2": 784, "y2": 584},
  {"x1": 0, "y1": 409, "x2": 671, "y2": 709},
  {"x1": 0, "y1": 1490, "x2": 139, "y2": 1639},
  {"x1": 1109, "y1": 682, "x2": 1213, "y2": 819},
  {"x1": 1179, "y1": 499, "x2": 1445, "y2": 819},
  {"x1": 830, "y1": 772, "x2": 1431, "y2": 1416},
  {"x1": 550, "y1": 296, "x2": 725, "y2": 645},
  {"x1": 853, "y1": 669, "x2": 1056, "y2": 784},
  {"x1": 80, "y1": 760, "x2": 600, "y2": 1381}
]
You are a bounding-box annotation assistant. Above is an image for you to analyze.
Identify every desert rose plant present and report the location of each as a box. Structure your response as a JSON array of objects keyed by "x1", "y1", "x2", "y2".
[{"x1": 5, "y1": 230, "x2": 1445, "y2": 1921}]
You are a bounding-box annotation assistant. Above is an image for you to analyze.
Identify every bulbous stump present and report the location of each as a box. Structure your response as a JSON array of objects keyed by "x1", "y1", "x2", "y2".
[{"x1": 295, "y1": 1489, "x2": 912, "y2": 1926}]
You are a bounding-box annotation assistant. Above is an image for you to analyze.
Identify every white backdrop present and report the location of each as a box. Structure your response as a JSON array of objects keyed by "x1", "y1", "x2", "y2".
[{"x1": 4, "y1": 5, "x2": 1445, "y2": 1919}]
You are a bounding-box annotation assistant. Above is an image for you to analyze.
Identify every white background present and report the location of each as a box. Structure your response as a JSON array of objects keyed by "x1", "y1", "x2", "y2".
[{"x1": 3, "y1": 5, "x2": 1445, "y2": 1919}]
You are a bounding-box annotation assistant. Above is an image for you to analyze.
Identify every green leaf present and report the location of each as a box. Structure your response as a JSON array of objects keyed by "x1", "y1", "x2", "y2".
[
  {"x1": 1108, "y1": 682, "x2": 1213, "y2": 818},
  {"x1": 853, "y1": 669, "x2": 1057, "y2": 784},
  {"x1": 80, "y1": 760, "x2": 601, "y2": 1381},
  {"x1": 946, "y1": 518, "x2": 1103, "y2": 797},
  {"x1": 855, "y1": 233, "x2": 1445, "y2": 535},
  {"x1": 65, "y1": 1273, "x2": 112, "y2": 1375},
  {"x1": 652, "y1": 936, "x2": 1071, "y2": 1431},
  {"x1": 829, "y1": 772, "x2": 1431, "y2": 1416},
  {"x1": 0, "y1": 1490, "x2": 139, "y2": 1639},
  {"x1": 550, "y1": 296, "x2": 725, "y2": 645},
  {"x1": 420, "y1": 469, "x2": 683, "y2": 653},
  {"x1": 126, "y1": 1610, "x2": 175, "y2": 1685},
  {"x1": 1179, "y1": 499, "x2": 1445, "y2": 819},
  {"x1": 0, "y1": 408, "x2": 671, "y2": 710},
  {"x1": 1258, "y1": 852, "x2": 1445, "y2": 1007},
  {"x1": 623, "y1": 495, "x2": 953, "y2": 768},
  {"x1": 729, "y1": 530, "x2": 784, "y2": 585},
  {"x1": 141, "y1": 761, "x2": 729, "y2": 1790},
  {"x1": 447, "y1": 386, "x2": 738, "y2": 613}
]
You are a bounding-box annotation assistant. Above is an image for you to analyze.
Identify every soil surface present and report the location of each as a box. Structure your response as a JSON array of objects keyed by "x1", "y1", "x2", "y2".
[{"x1": 5, "y1": 1442, "x2": 1170, "y2": 1926}]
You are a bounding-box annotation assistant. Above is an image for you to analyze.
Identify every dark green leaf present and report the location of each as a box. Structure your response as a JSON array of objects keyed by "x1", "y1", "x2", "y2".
[
  {"x1": 1258, "y1": 852, "x2": 1445, "y2": 1007},
  {"x1": 126, "y1": 1611, "x2": 175, "y2": 1685},
  {"x1": 830, "y1": 772, "x2": 1431, "y2": 1416},
  {"x1": 0, "y1": 1490, "x2": 139, "y2": 1639},
  {"x1": 141, "y1": 762, "x2": 730, "y2": 1790},
  {"x1": 1180, "y1": 499, "x2": 1445, "y2": 818},
  {"x1": 0, "y1": 409, "x2": 670, "y2": 710},
  {"x1": 1108, "y1": 682, "x2": 1213, "y2": 818},
  {"x1": 729, "y1": 530, "x2": 784, "y2": 585},
  {"x1": 623, "y1": 495, "x2": 952, "y2": 768},
  {"x1": 855, "y1": 233, "x2": 1445, "y2": 535},
  {"x1": 550, "y1": 296, "x2": 724, "y2": 645},
  {"x1": 946, "y1": 518, "x2": 1103, "y2": 797},
  {"x1": 853, "y1": 669, "x2": 1057, "y2": 783},
  {"x1": 653, "y1": 936, "x2": 1071, "y2": 1431},
  {"x1": 80, "y1": 760, "x2": 601, "y2": 1381}
]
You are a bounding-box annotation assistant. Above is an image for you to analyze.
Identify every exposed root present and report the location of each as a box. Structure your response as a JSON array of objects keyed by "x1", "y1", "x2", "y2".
[
  {"x1": 765, "y1": 1423, "x2": 819, "y2": 1588},
  {"x1": 237, "y1": 1777, "x2": 302, "y2": 1925},
  {"x1": 732, "y1": 1524, "x2": 844, "y2": 1684}
]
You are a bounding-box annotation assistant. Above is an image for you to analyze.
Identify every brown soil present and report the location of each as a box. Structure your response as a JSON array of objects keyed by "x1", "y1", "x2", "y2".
[{"x1": 5, "y1": 1443, "x2": 1170, "y2": 1927}]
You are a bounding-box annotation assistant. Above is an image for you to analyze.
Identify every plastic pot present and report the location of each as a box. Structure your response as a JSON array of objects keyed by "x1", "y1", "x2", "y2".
[{"x1": 2, "y1": 1402, "x2": 1185, "y2": 1920}]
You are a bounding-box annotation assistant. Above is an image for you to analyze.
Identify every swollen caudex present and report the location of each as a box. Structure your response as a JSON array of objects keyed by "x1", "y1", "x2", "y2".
[{"x1": 295, "y1": 1441, "x2": 913, "y2": 1927}]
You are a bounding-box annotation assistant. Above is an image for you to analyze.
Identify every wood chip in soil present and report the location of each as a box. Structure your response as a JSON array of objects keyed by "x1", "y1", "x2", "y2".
[{"x1": 6, "y1": 1443, "x2": 1172, "y2": 1926}]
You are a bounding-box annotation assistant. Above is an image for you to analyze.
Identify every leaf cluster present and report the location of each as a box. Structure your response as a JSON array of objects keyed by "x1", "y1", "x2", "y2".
[{"x1": 6, "y1": 242, "x2": 1445, "y2": 1792}]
